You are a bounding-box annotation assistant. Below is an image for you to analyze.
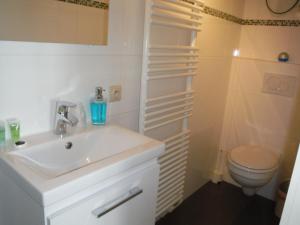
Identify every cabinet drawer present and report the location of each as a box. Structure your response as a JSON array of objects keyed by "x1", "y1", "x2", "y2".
[{"x1": 47, "y1": 165, "x2": 159, "y2": 225}]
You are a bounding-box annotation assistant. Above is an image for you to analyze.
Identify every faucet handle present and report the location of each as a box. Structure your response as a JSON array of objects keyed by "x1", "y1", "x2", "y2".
[
  {"x1": 54, "y1": 101, "x2": 79, "y2": 135},
  {"x1": 56, "y1": 101, "x2": 77, "y2": 115}
]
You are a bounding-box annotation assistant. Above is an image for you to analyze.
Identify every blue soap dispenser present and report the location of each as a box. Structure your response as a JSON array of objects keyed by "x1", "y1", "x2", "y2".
[{"x1": 90, "y1": 87, "x2": 107, "y2": 125}]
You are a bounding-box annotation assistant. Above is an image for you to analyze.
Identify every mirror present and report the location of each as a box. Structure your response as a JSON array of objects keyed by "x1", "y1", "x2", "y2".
[
  {"x1": 0, "y1": 0, "x2": 109, "y2": 45},
  {"x1": 266, "y1": 0, "x2": 299, "y2": 14}
]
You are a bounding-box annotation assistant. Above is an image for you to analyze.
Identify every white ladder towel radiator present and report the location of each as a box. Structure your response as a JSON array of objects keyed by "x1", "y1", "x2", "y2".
[{"x1": 139, "y1": 0, "x2": 204, "y2": 220}]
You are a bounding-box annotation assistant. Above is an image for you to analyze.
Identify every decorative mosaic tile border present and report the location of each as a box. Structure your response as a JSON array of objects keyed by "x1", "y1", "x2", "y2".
[
  {"x1": 241, "y1": 19, "x2": 300, "y2": 26},
  {"x1": 203, "y1": 6, "x2": 243, "y2": 24},
  {"x1": 57, "y1": 0, "x2": 109, "y2": 10},
  {"x1": 203, "y1": 5, "x2": 300, "y2": 27}
]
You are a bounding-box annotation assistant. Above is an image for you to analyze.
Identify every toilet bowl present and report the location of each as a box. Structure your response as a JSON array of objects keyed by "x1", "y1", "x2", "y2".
[{"x1": 227, "y1": 145, "x2": 279, "y2": 196}]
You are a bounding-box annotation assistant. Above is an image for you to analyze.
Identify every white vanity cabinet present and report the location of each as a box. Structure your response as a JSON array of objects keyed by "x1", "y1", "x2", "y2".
[
  {"x1": 46, "y1": 162, "x2": 159, "y2": 225},
  {"x1": 0, "y1": 160, "x2": 160, "y2": 225}
]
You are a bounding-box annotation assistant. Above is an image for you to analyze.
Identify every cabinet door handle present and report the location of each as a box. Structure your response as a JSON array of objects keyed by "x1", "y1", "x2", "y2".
[{"x1": 92, "y1": 187, "x2": 143, "y2": 218}]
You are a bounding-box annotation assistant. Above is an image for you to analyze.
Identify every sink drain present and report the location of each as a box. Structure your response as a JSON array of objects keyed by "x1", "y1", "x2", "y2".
[{"x1": 65, "y1": 142, "x2": 73, "y2": 150}]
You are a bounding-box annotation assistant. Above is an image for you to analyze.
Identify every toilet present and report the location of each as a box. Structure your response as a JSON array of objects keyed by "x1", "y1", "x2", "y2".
[{"x1": 227, "y1": 145, "x2": 280, "y2": 196}]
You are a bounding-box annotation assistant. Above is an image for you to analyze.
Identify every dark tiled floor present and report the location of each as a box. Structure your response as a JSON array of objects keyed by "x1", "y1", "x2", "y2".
[{"x1": 156, "y1": 182, "x2": 280, "y2": 225}]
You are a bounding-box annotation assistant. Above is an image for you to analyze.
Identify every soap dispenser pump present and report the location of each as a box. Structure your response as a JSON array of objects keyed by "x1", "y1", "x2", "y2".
[{"x1": 90, "y1": 87, "x2": 107, "y2": 125}]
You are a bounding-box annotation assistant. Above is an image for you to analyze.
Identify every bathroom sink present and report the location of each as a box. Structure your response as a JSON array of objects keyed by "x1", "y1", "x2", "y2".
[
  {"x1": 7, "y1": 125, "x2": 157, "y2": 178},
  {"x1": 0, "y1": 124, "x2": 164, "y2": 206}
]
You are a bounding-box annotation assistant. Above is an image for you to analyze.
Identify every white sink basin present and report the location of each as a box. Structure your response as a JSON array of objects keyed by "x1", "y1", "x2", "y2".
[
  {"x1": 7, "y1": 125, "x2": 157, "y2": 178},
  {"x1": 0, "y1": 125, "x2": 164, "y2": 206},
  {"x1": 0, "y1": 124, "x2": 164, "y2": 209}
]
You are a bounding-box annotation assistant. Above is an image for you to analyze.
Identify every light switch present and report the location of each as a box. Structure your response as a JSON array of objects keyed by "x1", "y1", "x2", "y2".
[
  {"x1": 262, "y1": 73, "x2": 297, "y2": 98},
  {"x1": 109, "y1": 85, "x2": 122, "y2": 102}
]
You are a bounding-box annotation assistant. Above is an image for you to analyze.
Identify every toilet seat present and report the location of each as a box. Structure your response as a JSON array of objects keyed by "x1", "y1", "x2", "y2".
[
  {"x1": 228, "y1": 157, "x2": 277, "y2": 174},
  {"x1": 228, "y1": 145, "x2": 279, "y2": 172}
]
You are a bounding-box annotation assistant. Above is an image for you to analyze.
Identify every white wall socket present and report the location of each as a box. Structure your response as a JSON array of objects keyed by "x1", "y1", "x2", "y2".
[{"x1": 109, "y1": 85, "x2": 122, "y2": 102}]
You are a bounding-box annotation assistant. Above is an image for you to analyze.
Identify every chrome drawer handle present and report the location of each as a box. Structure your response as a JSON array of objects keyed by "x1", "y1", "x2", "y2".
[{"x1": 92, "y1": 187, "x2": 143, "y2": 218}]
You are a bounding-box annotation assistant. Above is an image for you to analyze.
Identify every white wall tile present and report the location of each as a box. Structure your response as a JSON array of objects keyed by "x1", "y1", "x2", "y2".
[
  {"x1": 231, "y1": 58, "x2": 300, "y2": 93},
  {"x1": 205, "y1": 0, "x2": 246, "y2": 18},
  {"x1": 198, "y1": 15, "x2": 241, "y2": 58},
  {"x1": 239, "y1": 26, "x2": 300, "y2": 64}
]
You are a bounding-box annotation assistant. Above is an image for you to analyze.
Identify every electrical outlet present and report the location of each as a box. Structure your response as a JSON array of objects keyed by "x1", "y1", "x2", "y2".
[{"x1": 109, "y1": 85, "x2": 122, "y2": 102}]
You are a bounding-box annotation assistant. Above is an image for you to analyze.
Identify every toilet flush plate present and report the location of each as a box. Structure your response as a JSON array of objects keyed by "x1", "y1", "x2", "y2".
[{"x1": 262, "y1": 73, "x2": 297, "y2": 98}]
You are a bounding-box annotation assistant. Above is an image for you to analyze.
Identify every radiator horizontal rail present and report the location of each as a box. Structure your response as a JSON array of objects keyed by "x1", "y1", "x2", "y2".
[
  {"x1": 151, "y1": 19, "x2": 201, "y2": 31},
  {"x1": 157, "y1": 183, "x2": 185, "y2": 204},
  {"x1": 144, "y1": 113, "x2": 192, "y2": 131},
  {"x1": 160, "y1": 157, "x2": 187, "y2": 174},
  {"x1": 156, "y1": 195, "x2": 183, "y2": 218},
  {"x1": 146, "y1": 90, "x2": 194, "y2": 103},
  {"x1": 164, "y1": 140, "x2": 190, "y2": 154},
  {"x1": 156, "y1": 191, "x2": 184, "y2": 213},
  {"x1": 149, "y1": 45, "x2": 199, "y2": 50},
  {"x1": 149, "y1": 52, "x2": 199, "y2": 57},
  {"x1": 145, "y1": 102, "x2": 193, "y2": 117},
  {"x1": 161, "y1": 141, "x2": 189, "y2": 155},
  {"x1": 160, "y1": 163, "x2": 187, "y2": 184},
  {"x1": 159, "y1": 170, "x2": 186, "y2": 190},
  {"x1": 163, "y1": 130, "x2": 191, "y2": 143},
  {"x1": 160, "y1": 153, "x2": 188, "y2": 177},
  {"x1": 145, "y1": 108, "x2": 192, "y2": 124},
  {"x1": 152, "y1": 11, "x2": 202, "y2": 26},
  {"x1": 160, "y1": 147, "x2": 189, "y2": 164},
  {"x1": 146, "y1": 96, "x2": 193, "y2": 110},
  {"x1": 145, "y1": 113, "x2": 192, "y2": 129},
  {"x1": 148, "y1": 72, "x2": 197, "y2": 80},
  {"x1": 158, "y1": 180, "x2": 185, "y2": 199},
  {"x1": 163, "y1": 0, "x2": 204, "y2": 11},
  {"x1": 148, "y1": 65, "x2": 197, "y2": 73},
  {"x1": 165, "y1": 135, "x2": 190, "y2": 148},
  {"x1": 152, "y1": 1, "x2": 202, "y2": 18},
  {"x1": 149, "y1": 59, "x2": 199, "y2": 65},
  {"x1": 159, "y1": 165, "x2": 187, "y2": 187},
  {"x1": 165, "y1": 141, "x2": 189, "y2": 154}
]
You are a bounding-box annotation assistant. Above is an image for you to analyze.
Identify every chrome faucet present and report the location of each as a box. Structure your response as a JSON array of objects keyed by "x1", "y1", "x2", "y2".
[{"x1": 54, "y1": 101, "x2": 79, "y2": 136}]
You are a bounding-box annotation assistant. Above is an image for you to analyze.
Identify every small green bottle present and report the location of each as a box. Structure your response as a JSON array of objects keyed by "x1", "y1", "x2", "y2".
[
  {"x1": 7, "y1": 119, "x2": 20, "y2": 143},
  {"x1": 0, "y1": 120, "x2": 5, "y2": 145}
]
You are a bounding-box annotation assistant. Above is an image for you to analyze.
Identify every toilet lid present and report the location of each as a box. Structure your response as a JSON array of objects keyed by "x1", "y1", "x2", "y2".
[{"x1": 229, "y1": 145, "x2": 279, "y2": 170}]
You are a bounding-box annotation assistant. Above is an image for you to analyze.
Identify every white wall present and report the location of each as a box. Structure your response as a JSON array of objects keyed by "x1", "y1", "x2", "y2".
[
  {"x1": 220, "y1": 0, "x2": 300, "y2": 200},
  {"x1": 185, "y1": 0, "x2": 245, "y2": 198},
  {"x1": 0, "y1": 0, "x2": 145, "y2": 137}
]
